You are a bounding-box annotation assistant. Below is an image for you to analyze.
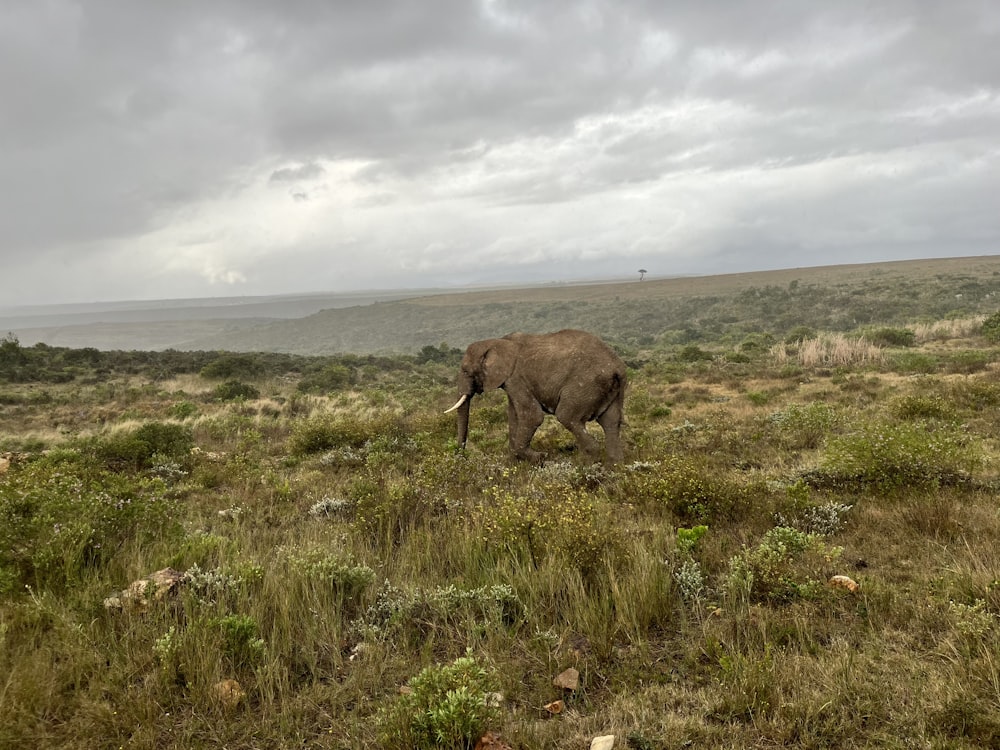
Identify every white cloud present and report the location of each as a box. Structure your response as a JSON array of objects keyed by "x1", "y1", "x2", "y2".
[{"x1": 0, "y1": 1, "x2": 998, "y2": 304}]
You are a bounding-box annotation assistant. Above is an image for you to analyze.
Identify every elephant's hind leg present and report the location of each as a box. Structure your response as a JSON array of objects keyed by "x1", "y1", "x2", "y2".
[{"x1": 597, "y1": 399, "x2": 624, "y2": 462}]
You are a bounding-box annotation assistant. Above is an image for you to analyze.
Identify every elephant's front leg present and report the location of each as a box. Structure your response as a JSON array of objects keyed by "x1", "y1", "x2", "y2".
[{"x1": 507, "y1": 395, "x2": 545, "y2": 462}]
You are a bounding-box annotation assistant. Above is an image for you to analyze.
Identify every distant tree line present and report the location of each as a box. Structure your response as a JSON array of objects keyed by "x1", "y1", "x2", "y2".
[{"x1": 0, "y1": 333, "x2": 462, "y2": 387}]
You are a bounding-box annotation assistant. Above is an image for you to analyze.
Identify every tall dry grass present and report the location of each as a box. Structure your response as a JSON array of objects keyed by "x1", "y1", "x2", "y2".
[
  {"x1": 912, "y1": 316, "x2": 986, "y2": 343},
  {"x1": 772, "y1": 334, "x2": 886, "y2": 368}
]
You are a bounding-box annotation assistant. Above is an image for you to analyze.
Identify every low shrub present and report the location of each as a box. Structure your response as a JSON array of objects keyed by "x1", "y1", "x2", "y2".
[
  {"x1": 213, "y1": 380, "x2": 260, "y2": 401},
  {"x1": 865, "y1": 327, "x2": 916, "y2": 347},
  {"x1": 200, "y1": 354, "x2": 265, "y2": 380},
  {"x1": 217, "y1": 614, "x2": 267, "y2": 671},
  {"x1": 891, "y1": 394, "x2": 953, "y2": 421},
  {"x1": 481, "y1": 486, "x2": 625, "y2": 576},
  {"x1": 677, "y1": 345, "x2": 713, "y2": 362},
  {"x1": 169, "y1": 400, "x2": 199, "y2": 419},
  {"x1": 359, "y1": 581, "x2": 524, "y2": 640},
  {"x1": 942, "y1": 350, "x2": 992, "y2": 375},
  {"x1": 0, "y1": 452, "x2": 181, "y2": 592},
  {"x1": 629, "y1": 457, "x2": 753, "y2": 525},
  {"x1": 726, "y1": 526, "x2": 842, "y2": 604},
  {"x1": 888, "y1": 351, "x2": 939, "y2": 374},
  {"x1": 980, "y1": 310, "x2": 1000, "y2": 342},
  {"x1": 818, "y1": 421, "x2": 980, "y2": 491},
  {"x1": 376, "y1": 652, "x2": 500, "y2": 750},
  {"x1": 95, "y1": 421, "x2": 194, "y2": 471},
  {"x1": 768, "y1": 402, "x2": 837, "y2": 450},
  {"x1": 297, "y1": 364, "x2": 356, "y2": 393},
  {"x1": 943, "y1": 379, "x2": 1000, "y2": 411},
  {"x1": 288, "y1": 412, "x2": 404, "y2": 456},
  {"x1": 282, "y1": 546, "x2": 376, "y2": 611}
]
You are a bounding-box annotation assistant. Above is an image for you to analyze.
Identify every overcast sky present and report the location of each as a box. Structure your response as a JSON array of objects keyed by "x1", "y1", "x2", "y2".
[{"x1": 1, "y1": 1, "x2": 998, "y2": 305}]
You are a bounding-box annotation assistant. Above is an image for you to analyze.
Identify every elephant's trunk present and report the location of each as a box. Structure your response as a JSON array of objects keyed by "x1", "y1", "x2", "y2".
[{"x1": 456, "y1": 396, "x2": 471, "y2": 448}]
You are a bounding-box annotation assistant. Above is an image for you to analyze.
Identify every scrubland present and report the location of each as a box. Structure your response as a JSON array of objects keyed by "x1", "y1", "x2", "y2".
[{"x1": 1, "y1": 285, "x2": 1000, "y2": 748}]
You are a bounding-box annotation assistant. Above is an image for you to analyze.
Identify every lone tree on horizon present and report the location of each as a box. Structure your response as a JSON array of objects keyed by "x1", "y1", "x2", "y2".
[{"x1": 638, "y1": 269, "x2": 647, "y2": 281}]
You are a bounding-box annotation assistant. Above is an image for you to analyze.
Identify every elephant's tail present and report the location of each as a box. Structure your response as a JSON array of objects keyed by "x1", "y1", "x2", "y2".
[{"x1": 598, "y1": 370, "x2": 627, "y2": 423}]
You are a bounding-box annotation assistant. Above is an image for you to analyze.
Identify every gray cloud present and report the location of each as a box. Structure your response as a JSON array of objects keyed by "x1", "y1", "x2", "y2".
[
  {"x1": 0, "y1": 0, "x2": 998, "y2": 304},
  {"x1": 270, "y1": 163, "x2": 326, "y2": 183}
]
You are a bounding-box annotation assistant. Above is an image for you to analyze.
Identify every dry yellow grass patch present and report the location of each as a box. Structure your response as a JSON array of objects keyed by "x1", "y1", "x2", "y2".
[
  {"x1": 912, "y1": 316, "x2": 986, "y2": 343},
  {"x1": 772, "y1": 334, "x2": 885, "y2": 368}
]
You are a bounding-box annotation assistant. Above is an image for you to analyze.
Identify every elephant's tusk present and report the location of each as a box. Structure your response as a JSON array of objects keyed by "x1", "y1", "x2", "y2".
[{"x1": 444, "y1": 394, "x2": 468, "y2": 414}]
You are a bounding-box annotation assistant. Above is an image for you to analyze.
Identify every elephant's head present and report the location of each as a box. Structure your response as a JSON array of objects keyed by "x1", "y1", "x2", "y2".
[{"x1": 444, "y1": 338, "x2": 517, "y2": 447}]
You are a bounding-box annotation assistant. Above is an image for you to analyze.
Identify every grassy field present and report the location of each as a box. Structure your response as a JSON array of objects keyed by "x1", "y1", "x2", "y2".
[{"x1": 2, "y1": 262, "x2": 1000, "y2": 748}]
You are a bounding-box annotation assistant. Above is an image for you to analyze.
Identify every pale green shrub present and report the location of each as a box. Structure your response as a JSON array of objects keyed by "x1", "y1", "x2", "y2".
[{"x1": 377, "y1": 652, "x2": 500, "y2": 750}]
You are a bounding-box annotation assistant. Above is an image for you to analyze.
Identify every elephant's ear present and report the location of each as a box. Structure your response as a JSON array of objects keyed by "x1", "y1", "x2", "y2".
[{"x1": 482, "y1": 339, "x2": 517, "y2": 390}]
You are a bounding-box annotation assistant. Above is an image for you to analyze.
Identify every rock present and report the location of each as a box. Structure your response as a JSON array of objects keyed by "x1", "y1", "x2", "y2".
[
  {"x1": 828, "y1": 575, "x2": 860, "y2": 593},
  {"x1": 475, "y1": 732, "x2": 512, "y2": 750},
  {"x1": 543, "y1": 700, "x2": 564, "y2": 715},
  {"x1": 212, "y1": 678, "x2": 245, "y2": 709},
  {"x1": 552, "y1": 667, "x2": 579, "y2": 691},
  {"x1": 590, "y1": 735, "x2": 615, "y2": 750},
  {"x1": 103, "y1": 568, "x2": 187, "y2": 612}
]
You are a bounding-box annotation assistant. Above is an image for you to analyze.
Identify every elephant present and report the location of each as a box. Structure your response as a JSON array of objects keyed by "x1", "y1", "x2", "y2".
[{"x1": 445, "y1": 329, "x2": 627, "y2": 462}]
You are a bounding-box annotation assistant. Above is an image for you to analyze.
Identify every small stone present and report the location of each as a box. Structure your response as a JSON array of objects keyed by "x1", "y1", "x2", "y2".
[
  {"x1": 828, "y1": 575, "x2": 860, "y2": 593},
  {"x1": 212, "y1": 678, "x2": 245, "y2": 709},
  {"x1": 104, "y1": 568, "x2": 187, "y2": 612},
  {"x1": 475, "y1": 732, "x2": 513, "y2": 750},
  {"x1": 543, "y1": 700, "x2": 564, "y2": 715},
  {"x1": 552, "y1": 667, "x2": 579, "y2": 691},
  {"x1": 590, "y1": 735, "x2": 615, "y2": 750}
]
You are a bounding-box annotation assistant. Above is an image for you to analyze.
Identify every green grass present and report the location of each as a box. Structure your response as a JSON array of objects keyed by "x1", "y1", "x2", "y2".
[{"x1": 2, "y1": 287, "x2": 1000, "y2": 747}]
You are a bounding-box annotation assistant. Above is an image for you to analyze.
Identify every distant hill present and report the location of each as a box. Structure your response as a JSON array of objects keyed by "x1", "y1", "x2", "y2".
[
  {"x1": 0, "y1": 290, "x2": 439, "y2": 351},
  {"x1": 5, "y1": 256, "x2": 1000, "y2": 354},
  {"x1": 184, "y1": 256, "x2": 1000, "y2": 354}
]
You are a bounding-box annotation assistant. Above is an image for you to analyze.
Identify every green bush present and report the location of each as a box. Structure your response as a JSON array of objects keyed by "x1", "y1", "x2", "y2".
[
  {"x1": 677, "y1": 345, "x2": 713, "y2": 362},
  {"x1": 818, "y1": 421, "x2": 980, "y2": 491},
  {"x1": 943, "y1": 379, "x2": 1000, "y2": 410},
  {"x1": 481, "y1": 486, "x2": 625, "y2": 576},
  {"x1": 217, "y1": 614, "x2": 266, "y2": 671},
  {"x1": 981, "y1": 310, "x2": 1000, "y2": 342},
  {"x1": 213, "y1": 380, "x2": 261, "y2": 401},
  {"x1": 676, "y1": 525, "x2": 708, "y2": 555},
  {"x1": 297, "y1": 364, "x2": 356, "y2": 393},
  {"x1": 360, "y1": 581, "x2": 524, "y2": 640},
  {"x1": 282, "y1": 546, "x2": 376, "y2": 615},
  {"x1": 739, "y1": 332, "x2": 776, "y2": 353},
  {"x1": 630, "y1": 457, "x2": 752, "y2": 524},
  {"x1": 785, "y1": 325, "x2": 816, "y2": 343},
  {"x1": 289, "y1": 412, "x2": 404, "y2": 456},
  {"x1": 200, "y1": 354, "x2": 265, "y2": 380},
  {"x1": 942, "y1": 350, "x2": 992, "y2": 375},
  {"x1": 866, "y1": 327, "x2": 916, "y2": 347},
  {"x1": 769, "y1": 402, "x2": 836, "y2": 450},
  {"x1": 888, "y1": 351, "x2": 939, "y2": 374},
  {"x1": 726, "y1": 526, "x2": 842, "y2": 604},
  {"x1": 891, "y1": 394, "x2": 952, "y2": 420},
  {"x1": 377, "y1": 652, "x2": 500, "y2": 750},
  {"x1": 96, "y1": 422, "x2": 194, "y2": 471},
  {"x1": 0, "y1": 452, "x2": 181, "y2": 592},
  {"x1": 169, "y1": 400, "x2": 199, "y2": 419}
]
